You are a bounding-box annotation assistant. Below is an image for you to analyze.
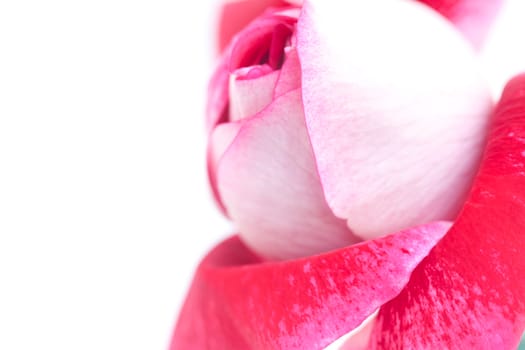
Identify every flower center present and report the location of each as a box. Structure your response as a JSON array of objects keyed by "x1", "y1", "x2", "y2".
[{"x1": 230, "y1": 19, "x2": 295, "y2": 73}]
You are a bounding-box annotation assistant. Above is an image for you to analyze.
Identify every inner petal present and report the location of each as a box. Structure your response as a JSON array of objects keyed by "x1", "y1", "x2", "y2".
[
  {"x1": 229, "y1": 66, "x2": 281, "y2": 121},
  {"x1": 268, "y1": 23, "x2": 294, "y2": 69},
  {"x1": 229, "y1": 16, "x2": 296, "y2": 72},
  {"x1": 226, "y1": 17, "x2": 295, "y2": 122}
]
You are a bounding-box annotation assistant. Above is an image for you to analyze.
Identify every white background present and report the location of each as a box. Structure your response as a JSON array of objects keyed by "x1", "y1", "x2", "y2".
[{"x1": 0, "y1": 1, "x2": 524, "y2": 349}]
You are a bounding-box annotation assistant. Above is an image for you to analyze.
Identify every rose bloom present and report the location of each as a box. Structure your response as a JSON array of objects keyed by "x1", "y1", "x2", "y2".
[{"x1": 171, "y1": 0, "x2": 525, "y2": 349}]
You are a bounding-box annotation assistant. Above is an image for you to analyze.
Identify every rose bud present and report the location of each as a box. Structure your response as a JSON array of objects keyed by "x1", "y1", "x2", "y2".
[
  {"x1": 174, "y1": 72, "x2": 525, "y2": 350},
  {"x1": 207, "y1": 0, "x2": 494, "y2": 260},
  {"x1": 170, "y1": 0, "x2": 524, "y2": 348}
]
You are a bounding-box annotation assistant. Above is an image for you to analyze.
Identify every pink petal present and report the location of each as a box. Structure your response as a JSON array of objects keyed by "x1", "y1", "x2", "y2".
[
  {"x1": 274, "y1": 47, "x2": 301, "y2": 98},
  {"x1": 217, "y1": 89, "x2": 359, "y2": 260},
  {"x1": 207, "y1": 8, "x2": 299, "y2": 131},
  {"x1": 417, "y1": 0, "x2": 504, "y2": 49},
  {"x1": 229, "y1": 67, "x2": 280, "y2": 121},
  {"x1": 227, "y1": 16, "x2": 291, "y2": 70},
  {"x1": 171, "y1": 222, "x2": 450, "y2": 349},
  {"x1": 324, "y1": 313, "x2": 376, "y2": 350},
  {"x1": 297, "y1": 0, "x2": 492, "y2": 240},
  {"x1": 206, "y1": 58, "x2": 230, "y2": 132},
  {"x1": 369, "y1": 74, "x2": 525, "y2": 349},
  {"x1": 339, "y1": 317, "x2": 375, "y2": 350},
  {"x1": 217, "y1": 0, "x2": 289, "y2": 53},
  {"x1": 207, "y1": 20, "x2": 278, "y2": 131},
  {"x1": 207, "y1": 122, "x2": 243, "y2": 215}
]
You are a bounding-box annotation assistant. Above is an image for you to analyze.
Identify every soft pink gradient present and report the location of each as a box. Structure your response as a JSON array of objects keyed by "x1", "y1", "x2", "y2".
[
  {"x1": 296, "y1": 0, "x2": 492, "y2": 240},
  {"x1": 217, "y1": 90, "x2": 360, "y2": 259},
  {"x1": 171, "y1": 0, "x2": 523, "y2": 348},
  {"x1": 173, "y1": 73, "x2": 525, "y2": 350},
  {"x1": 208, "y1": 0, "x2": 493, "y2": 259}
]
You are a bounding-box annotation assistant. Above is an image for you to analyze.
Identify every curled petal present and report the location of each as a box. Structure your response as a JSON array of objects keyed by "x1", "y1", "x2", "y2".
[
  {"x1": 297, "y1": 0, "x2": 492, "y2": 240},
  {"x1": 369, "y1": 74, "x2": 525, "y2": 349},
  {"x1": 207, "y1": 18, "x2": 278, "y2": 131},
  {"x1": 207, "y1": 8, "x2": 299, "y2": 131},
  {"x1": 171, "y1": 222, "x2": 450, "y2": 349},
  {"x1": 229, "y1": 67, "x2": 280, "y2": 121},
  {"x1": 217, "y1": 89, "x2": 359, "y2": 260}
]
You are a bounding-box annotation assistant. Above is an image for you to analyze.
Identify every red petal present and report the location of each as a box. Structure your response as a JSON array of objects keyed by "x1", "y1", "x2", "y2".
[
  {"x1": 369, "y1": 74, "x2": 525, "y2": 349},
  {"x1": 170, "y1": 222, "x2": 450, "y2": 349},
  {"x1": 417, "y1": 0, "x2": 504, "y2": 49}
]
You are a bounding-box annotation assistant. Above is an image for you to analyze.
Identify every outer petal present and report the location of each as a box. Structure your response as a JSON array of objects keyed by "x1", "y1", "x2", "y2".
[
  {"x1": 417, "y1": 0, "x2": 504, "y2": 49},
  {"x1": 297, "y1": 0, "x2": 492, "y2": 240},
  {"x1": 217, "y1": 89, "x2": 359, "y2": 260},
  {"x1": 369, "y1": 74, "x2": 525, "y2": 349},
  {"x1": 171, "y1": 222, "x2": 450, "y2": 349}
]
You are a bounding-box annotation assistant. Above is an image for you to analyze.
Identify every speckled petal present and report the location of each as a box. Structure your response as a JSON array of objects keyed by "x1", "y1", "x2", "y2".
[
  {"x1": 369, "y1": 74, "x2": 525, "y2": 349},
  {"x1": 171, "y1": 222, "x2": 450, "y2": 349}
]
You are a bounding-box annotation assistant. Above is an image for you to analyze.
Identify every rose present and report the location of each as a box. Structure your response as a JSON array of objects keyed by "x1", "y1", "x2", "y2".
[
  {"x1": 171, "y1": 0, "x2": 525, "y2": 349},
  {"x1": 172, "y1": 76, "x2": 525, "y2": 348},
  {"x1": 207, "y1": 0, "x2": 493, "y2": 260}
]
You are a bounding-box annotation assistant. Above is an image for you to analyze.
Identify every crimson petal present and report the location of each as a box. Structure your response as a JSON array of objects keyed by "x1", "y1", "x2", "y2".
[
  {"x1": 171, "y1": 222, "x2": 449, "y2": 349},
  {"x1": 369, "y1": 74, "x2": 525, "y2": 349}
]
